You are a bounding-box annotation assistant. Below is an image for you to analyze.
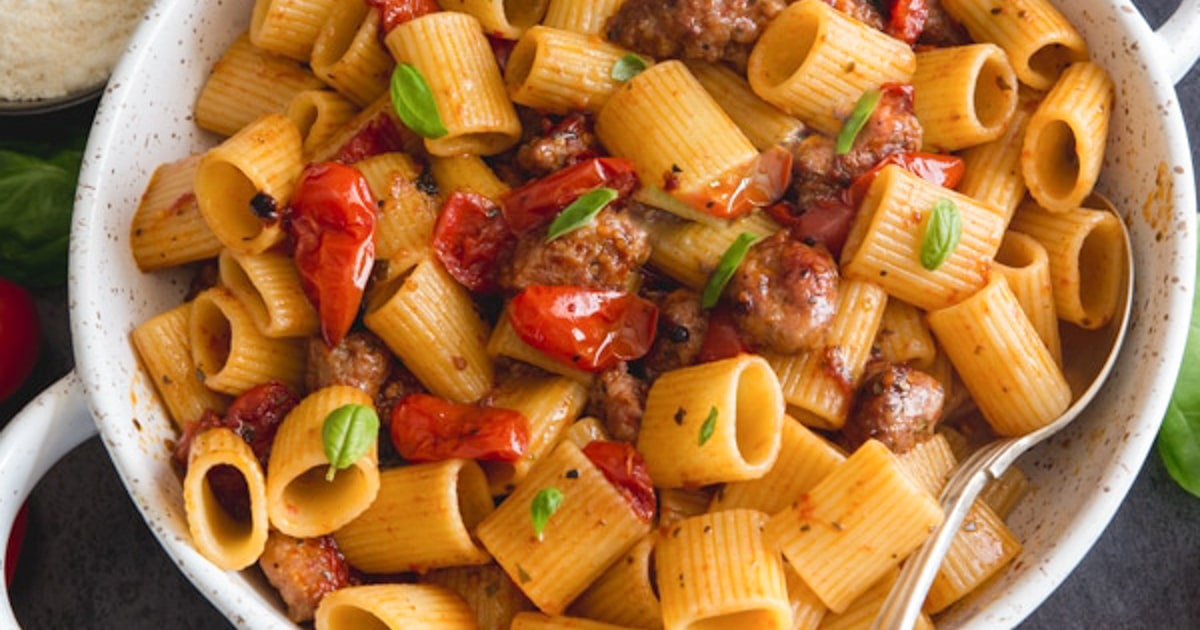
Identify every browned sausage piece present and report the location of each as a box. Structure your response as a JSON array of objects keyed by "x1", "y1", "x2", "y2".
[
  {"x1": 258, "y1": 530, "x2": 352, "y2": 623},
  {"x1": 643, "y1": 289, "x2": 709, "y2": 381},
  {"x1": 499, "y1": 206, "x2": 650, "y2": 292},
  {"x1": 606, "y1": 0, "x2": 787, "y2": 69},
  {"x1": 727, "y1": 231, "x2": 839, "y2": 355},
  {"x1": 821, "y1": 0, "x2": 885, "y2": 30},
  {"x1": 586, "y1": 361, "x2": 649, "y2": 443},
  {"x1": 843, "y1": 360, "x2": 945, "y2": 454},
  {"x1": 918, "y1": 0, "x2": 971, "y2": 47},
  {"x1": 514, "y1": 112, "x2": 600, "y2": 179},
  {"x1": 305, "y1": 330, "x2": 394, "y2": 401}
]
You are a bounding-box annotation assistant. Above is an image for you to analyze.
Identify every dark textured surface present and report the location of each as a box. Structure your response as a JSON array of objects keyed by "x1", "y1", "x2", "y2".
[{"x1": 1, "y1": 1, "x2": 1198, "y2": 628}]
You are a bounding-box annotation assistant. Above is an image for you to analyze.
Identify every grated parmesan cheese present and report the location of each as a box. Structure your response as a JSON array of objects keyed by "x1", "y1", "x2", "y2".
[{"x1": 0, "y1": 0, "x2": 154, "y2": 101}]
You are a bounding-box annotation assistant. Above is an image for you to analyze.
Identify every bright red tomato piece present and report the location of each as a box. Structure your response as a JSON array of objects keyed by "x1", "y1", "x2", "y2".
[
  {"x1": 501, "y1": 157, "x2": 639, "y2": 233},
  {"x1": 365, "y1": 0, "x2": 439, "y2": 33},
  {"x1": 288, "y1": 162, "x2": 377, "y2": 347},
  {"x1": 697, "y1": 304, "x2": 750, "y2": 364},
  {"x1": 508, "y1": 286, "x2": 658, "y2": 372},
  {"x1": 766, "y1": 198, "x2": 858, "y2": 259},
  {"x1": 390, "y1": 393, "x2": 530, "y2": 462},
  {"x1": 847, "y1": 151, "x2": 966, "y2": 207},
  {"x1": 432, "y1": 191, "x2": 515, "y2": 292},
  {"x1": 582, "y1": 440, "x2": 656, "y2": 523},
  {"x1": 332, "y1": 114, "x2": 409, "y2": 165},
  {"x1": 698, "y1": 146, "x2": 793, "y2": 220},
  {"x1": 0, "y1": 278, "x2": 39, "y2": 403},
  {"x1": 888, "y1": 0, "x2": 929, "y2": 44}
]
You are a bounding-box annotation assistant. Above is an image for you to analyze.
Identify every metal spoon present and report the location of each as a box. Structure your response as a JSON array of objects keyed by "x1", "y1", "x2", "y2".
[{"x1": 872, "y1": 202, "x2": 1135, "y2": 630}]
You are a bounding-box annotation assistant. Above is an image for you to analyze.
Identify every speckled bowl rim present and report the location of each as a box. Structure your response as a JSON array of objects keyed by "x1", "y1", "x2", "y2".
[{"x1": 66, "y1": 1, "x2": 1197, "y2": 629}]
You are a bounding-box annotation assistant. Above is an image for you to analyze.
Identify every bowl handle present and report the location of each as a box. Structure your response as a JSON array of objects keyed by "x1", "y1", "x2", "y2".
[
  {"x1": 0, "y1": 372, "x2": 97, "y2": 628},
  {"x1": 1155, "y1": 0, "x2": 1200, "y2": 84}
]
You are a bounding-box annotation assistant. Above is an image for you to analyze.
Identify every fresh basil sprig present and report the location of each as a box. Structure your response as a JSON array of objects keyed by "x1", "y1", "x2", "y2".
[
  {"x1": 531, "y1": 487, "x2": 564, "y2": 541},
  {"x1": 390, "y1": 63, "x2": 448, "y2": 139},
  {"x1": 322, "y1": 404, "x2": 379, "y2": 481},
  {"x1": 1159, "y1": 236, "x2": 1200, "y2": 498},
  {"x1": 698, "y1": 407, "x2": 718, "y2": 446},
  {"x1": 545, "y1": 187, "x2": 618, "y2": 242},
  {"x1": 919, "y1": 199, "x2": 962, "y2": 271},
  {"x1": 701, "y1": 232, "x2": 759, "y2": 309},
  {"x1": 611, "y1": 54, "x2": 649, "y2": 82},
  {"x1": 835, "y1": 88, "x2": 882, "y2": 155}
]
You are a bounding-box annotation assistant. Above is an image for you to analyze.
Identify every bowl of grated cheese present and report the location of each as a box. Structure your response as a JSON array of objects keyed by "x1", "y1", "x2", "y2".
[{"x1": 0, "y1": 0, "x2": 154, "y2": 115}]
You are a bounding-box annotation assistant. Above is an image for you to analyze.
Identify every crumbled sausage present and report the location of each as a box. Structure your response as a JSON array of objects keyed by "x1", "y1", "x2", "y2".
[
  {"x1": 843, "y1": 360, "x2": 945, "y2": 454},
  {"x1": 515, "y1": 113, "x2": 600, "y2": 179},
  {"x1": 587, "y1": 362, "x2": 649, "y2": 443},
  {"x1": 918, "y1": 0, "x2": 971, "y2": 47},
  {"x1": 821, "y1": 0, "x2": 885, "y2": 30},
  {"x1": 606, "y1": 0, "x2": 787, "y2": 70},
  {"x1": 259, "y1": 531, "x2": 352, "y2": 623},
  {"x1": 499, "y1": 206, "x2": 650, "y2": 292},
  {"x1": 727, "y1": 231, "x2": 839, "y2": 354},
  {"x1": 305, "y1": 331, "x2": 394, "y2": 401},
  {"x1": 643, "y1": 289, "x2": 708, "y2": 381}
]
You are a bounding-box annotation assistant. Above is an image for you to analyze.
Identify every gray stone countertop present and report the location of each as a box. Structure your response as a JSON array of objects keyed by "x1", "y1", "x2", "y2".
[{"x1": 2, "y1": 1, "x2": 1199, "y2": 627}]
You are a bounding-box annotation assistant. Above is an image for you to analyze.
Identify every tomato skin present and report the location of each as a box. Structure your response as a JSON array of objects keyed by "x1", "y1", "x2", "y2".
[
  {"x1": 681, "y1": 146, "x2": 793, "y2": 220},
  {"x1": 766, "y1": 198, "x2": 857, "y2": 259},
  {"x1": 508, "y1": 286, "x2": 659, "y2": 372},
  {"x1": 288, "y1": 163, "x2": 377, "y2": 347},
  {"x1": 365, "y1": 0, "x2": 439, "y2": 33},
  {"x1": 487, "y1": 34, "x2": 517, "y2": 74},
  {"x1": 0, "y1": 278, "x2": 39, "y2": 403},
  {"x1": 390, "y1": 393, "x2": 530, "y2": 462},
  {"x1": 432, "y1": 192, "x2": 515, "y2": 292},
  {"x1": 847, "y1": 151, "x2": 965, "y2": 207},
  {"x1": 501, "y1": 158, "x2": 639, "y2": 233},
  {"x1": 332, "y1": 114, "x2": 409, "y2": 165},
  {"x1": 888, "y1": 0, "x2": 929, "y2": 44},
  {"x1": 697, "y1": 305, "x2": 750, "y2": 364},
  {"x1": 581, "y1": 441, "x2": 656, "y2": 523}
]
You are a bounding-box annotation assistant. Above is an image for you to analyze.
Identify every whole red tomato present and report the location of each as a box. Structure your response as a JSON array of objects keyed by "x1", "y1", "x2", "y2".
[{"x1": 0, "y1": 278, "x2": 40, "y2": 402}]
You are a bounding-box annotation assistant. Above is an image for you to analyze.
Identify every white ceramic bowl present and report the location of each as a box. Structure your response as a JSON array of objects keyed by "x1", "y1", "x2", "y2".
[{"x1": 0, "y1": 1, "x2": 1197, "y2": 628}]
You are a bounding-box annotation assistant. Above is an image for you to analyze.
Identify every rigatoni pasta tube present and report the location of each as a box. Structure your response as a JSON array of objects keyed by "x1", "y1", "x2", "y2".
[
  {"x1": 249, "y1": 0, "x2": 339, "y2": 61},
  {"x1": 569, "y1": 532, "x2": 662, "y2": 628},
  {"x1": 430, "y1": 154, "x2": 511, "y2": 202},
  {"x1": 506, "y1": 26, "x2": 630, "y2": 113},
  {"x1": 130, "y1": 155, "x2": 222, "y2": 272},
  {"x1": 511, "y1": 613, "x2": 635, "y2": 630},
  {"x1": 364, "y1": 257, "x2": 494, "y2": 403},
  {"x1": 386, "y1": 12, "x2": 522, "y2": 156},
  {"x1": 188, "y1": 287, "x2": 306, "y2": 395},
  {"x1": 595, "y1": 60, "x2": 759, "y2": 218},
  {"x1": 638, "y1": 355, "x2": 783, "y2": 488},
  {"x1": 421, "y1": 565, "x2": 536, "y2": 630},
  {"x1": 872, "y1": 299, "x2": 937, "y2": 370},
  {"x1": 764, "y1": 440, "x2": 943, "y2": 613},
  {"x1": 957, "y1": 94, "x2": 1039, "y2": 222},
  {"x1": 218, "y1": 249, "x2": 319, "y2": 338},
  {"x1": 941, "y1": 0, "x2": 1087, "y2": 91},
  {"x1": 1021, "y1": 61, "x2": 1114, "y2": 213},
  {"x1": 911, "y1": 44, "x2": 1017, "y2": 152},
  {"x1": 747, "y1": 0, "x2": 915, "y2": 135},
  {"x1": 542, "y1": 0, "x2": 627, "y2": 35},
  {"x1": 438, "y1": 0, "x2": 550, "y2": 39},
  {"x1": 841, "y1": 165, "x2": 1007, "y2": 312},
  {"x1": 307, "y1": 93, "x2": 423, "y2": 164},
  {"x1": 183, "y1": 428, "x2": 268, "y2": 571},
  {"x1": 286, "y1": 89, "x2": 359, "y2": 156},
  {"x1": 354, "y1": 152, "x2": 438, "y2": 271},
  {"x1": 131, "y1": 303, "x2": 231, "y2": 428},
  {"x1": 266, "y1": 385, "x2": 380, "y2": 538},
  {"x1": 925, "y1": 500, "x2": 1022, "y2": 614},
  {"x1": 816, "y1": 569, "x2": 934, "y2": 630},
  {"x1": 334, "y1": 459, "x2": 493, "y2": 573},
  {"x1": 927, "y1": 274, "x2": 1071, "y2": 436},
  {"x1": 1009, "y1": 201, "x2": 1126, "y2": 329},
  {"x1": 310, "y1": 2, "x2": 393, "y2": 106},
  {"x1": 686, "y1": 60, "x2": 805, "y2": 152},
  {"x1": 314, "y1": 583, "x2": 477, "y2": 630},
  {"x1": 476, "y1": 441, "x2": 652, "y2": 615},
  {"x1": 656, "y1": 510, "x2": 791, "y2": 630},
  {"x1": 995, "y1": 231, "x2": 1062, "y2": 364},
  {"x1": 641, "y1": 209, "x2": 781, "y2": 290},
  {"x1": 194, "y1": 113, "x2": 302, "y2": 255}
]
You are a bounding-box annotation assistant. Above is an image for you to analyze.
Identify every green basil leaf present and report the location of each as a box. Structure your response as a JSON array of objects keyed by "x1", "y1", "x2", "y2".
[
  {"x1": 390, "y1": 63, "x2": 448, "y2": 139},
  {"x1": 698, "y1": 407, "x2": 718, "y2": 446},
  {"x1": 835, "y1": 88, "x2": 882, "y2": 155},
  {"x1": 322, "y1": 404, "x2": 380, "y2": 482},
  {"x1": 701, "y1": 232, "x2": 758, "y2": 309},
  {"x1": 1159, "y1": 236, "x2": 1200, "y2": 498},
  {"x1": 531, "y1": 486, "x2": 564, "y2": 541},
  {"x1": 0, "y1": 148, "x2": 82, "y2": 287},
  {"x1": 545, "y1": 187, "x2": 618, "y2": 242},
  {"x1": 919, "y1": 199, "x2": 962, "y2": 271},
  {"x1": 611, "y1": 54, "x2": 649, "y2": 82}
]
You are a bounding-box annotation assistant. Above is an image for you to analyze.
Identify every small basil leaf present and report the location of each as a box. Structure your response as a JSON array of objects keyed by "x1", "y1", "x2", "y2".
[
  {"x1": 698, "y1": 407, "x2": 718, "y2": 446},
  {"x1": 835, "y1": 88, "x2": 882, "y2": 155},
  {"x1": 1159, "y1": 235, "x2": 1200, "y2": 498},
  {"x1": 701, "y1": 232, "x2": 759, "y2": 309},
  {"x1": 390, "y1": 63, "x2": 449, "y2": 139},
  {"x1": 919, "y1": 199, "x2": 962, "y2": 271},
  {"x1": 545, "y1": 187, "x2": 618, "y2": 242},
  {"x1": 322, "y1": 404, "x2": 380, "y2": 482},
  {"x1": 611, "y1": 54, "x2": 649, "y2": 82},
  {"x1": 531, "y1": 486, "x2": 564, "y2": 541}
]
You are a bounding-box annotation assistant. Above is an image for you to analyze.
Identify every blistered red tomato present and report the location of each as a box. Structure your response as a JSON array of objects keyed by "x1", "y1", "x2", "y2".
[
  {"x1": 390, "y1": 393, "x2": 530, "y2": 462},
  {"x1": 847, "y1": 151, "x2": 966, "y2": 207},
  {"x1": 888, "y1": 0, "x2": 929, "y2": 44},
  {"x1": 501, "y1": 157, "x2": 639, "y2": 233},
  {"x1": 0, "y1": 278, "x2": 39, "y2": 403},
  {"x1": 432, "y1": 191, "x2": 515, "y2": 292},
  {"x1": 581, "y1": 440, "x2": 656, "y2": 523},
  {"x1": 686, "y1": 146, "x2": 793, "y2": 220},
  {"x1": 508, "y1": 286, "x2": 658, "y2": 372},
  {"x1": 697, "y1": 304, "x2": 750, "y2": 364},
  {"x1": 332, "y1": 114, "x2": 410, "y2": 165},
  {"x1": 365, "y1": 0, "x2": 439, "y2": 33},
  {"x1": 288, "y1": 162, "x2": 377, "y2": 347}
]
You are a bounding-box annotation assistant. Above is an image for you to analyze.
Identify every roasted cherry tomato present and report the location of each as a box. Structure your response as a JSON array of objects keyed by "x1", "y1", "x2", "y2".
[
  {"x1": 766, "y1": 198, "x2": 858, "y2": 259},
  {"x1": 432, "y1": 191, "x2": 515, "y2": 292},
  {"x1": 390, "y1": 393, "x2": 530, "y2": 462},
  {"x1": 847, "y1": 151, "x2": 966, "y2": 207},
  {"x1": 683, "y1": 146, "x2": 793, "y2": 220},
  {"x1": 582, "y1": 440, "x2": 656, "y2": 523},
  {"x1": 289, "y1": 162, "x2": 377, "y2": 347},
  {"x1": 888, "y1": 0, "x2": 929, "y2": 44},
  {"x1": 697, "y1": 304, "x2": 750, "y2": 364},
  {"x1": 509, "y1": 286, "x2": 658, "y2": 372},
  {"x1": 0, "y1": 278, "x2": 39, "y2": 403},
  {"x1": 333, "y1": 114, "x2": 410, "y2": 165},
  {"x1": 365, "y1": 0, "x2": 439, "y2": 33},
  {"x1": 501, "y1": 157, "x2": 639, "y2": 233}
]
